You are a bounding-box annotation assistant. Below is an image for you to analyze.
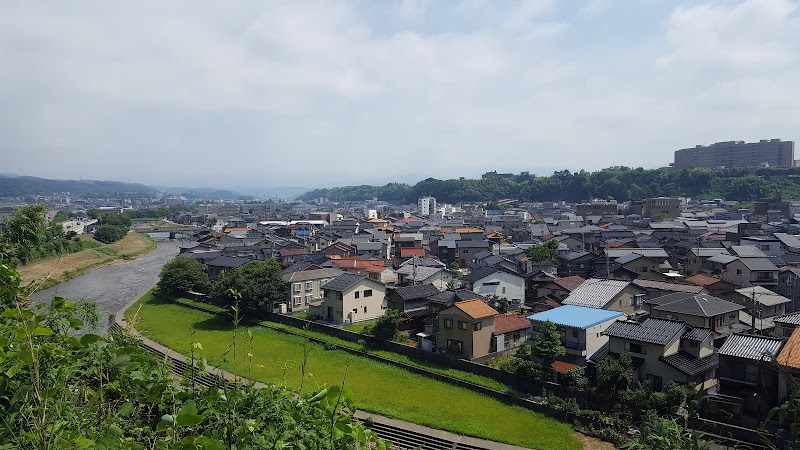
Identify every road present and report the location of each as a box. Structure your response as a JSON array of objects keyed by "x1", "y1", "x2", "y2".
[{"x1": 29, "y1": 234, "x2": 180, "y2": 335}]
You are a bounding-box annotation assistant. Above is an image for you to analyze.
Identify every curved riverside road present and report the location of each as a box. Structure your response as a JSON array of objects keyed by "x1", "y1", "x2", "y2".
[{"x1": 30, "y1": 236, "x2": 180, "y2": 335}]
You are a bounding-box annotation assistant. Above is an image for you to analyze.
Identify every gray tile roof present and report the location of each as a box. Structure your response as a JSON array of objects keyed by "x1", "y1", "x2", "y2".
[
  {"x1": 284, "y1": 268, "x2": 344, "y2": 283},
  {"x1": 707, "y1": 254, "x2": 739, "y2": 265},
  {"x1": 734, "y1": 286, "x2": 791, "y2": 307},
  {"x1": 718, "y1": 333, "x2": 784, "y2": 362},
  {"x1": 631, "y1": 279, "x2": 705, "y2": 294},
  {"x1": 207, "y1": 256, "x2": 252, "y2": 268},
  {"x1": 427, "y1": 289, "x2": 487, "y2": 306},
  {"x1": 772, "y1": 312, "x2": 800, "y2": 326},
  {"x1": 690, "y1": 248, "x2": 731, "y2": 257},
  {"x1": 661, "y1": 352, "x2": 719, "y2": 376},
  {"x1": 323, "y1": 273, "x2": 368, "y2": 292},
  {"x1": 390, "y1": 284, "x2": 441, "y2": 301},
  {"x1": 457, "y1": 240, "x2": 491, "y2": 249},
  {"x1": 461, "y1": 266, "x2": 502, "y2": 283},
  {"x1": 398, "y1": 257, "x2": 446, "y2": 268},
  {"x1": 562, "y1": 278, "x2": 631, "y2": 309},
  {"x1": 647, "y1": 293, "x2": 745, "y2": 318},
  {"x1": 395, "y1": 265, "x2": 444, "y2": 282},
  {"x1": 730, "y1": 246, "x2": 768, "y2": 258},
  {"x1": 605, "y1": 248, "x2": 669, "y2": 259},
  {"x1": 682, "y1": 327, "x2": 713, "y2": 342},
  {"x1": 604, "y1": 318, "x2": 686, "y2": 345},
  {"x1": 774, "y1": 233, "x2": 800, "y2": 248},
  {"x1": 737, "y1": 257, "x2": 779, "y2": 271}
]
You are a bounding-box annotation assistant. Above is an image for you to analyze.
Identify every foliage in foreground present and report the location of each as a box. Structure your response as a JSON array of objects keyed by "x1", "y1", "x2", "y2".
[{"x1": 0, "y1": 263, "x2": 388, "y2": 449}]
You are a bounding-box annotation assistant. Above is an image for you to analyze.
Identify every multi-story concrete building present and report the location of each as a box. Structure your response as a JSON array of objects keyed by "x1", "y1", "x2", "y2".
[
  {"x1": 674, "y1": 139, "x2": 794, "y2": 169},
  {"x1": 642, "y1": 197, "x2": 681, "y2": 219},
  {"x1": 417, "y1": 196, "x2": 437, "y2": 216}
]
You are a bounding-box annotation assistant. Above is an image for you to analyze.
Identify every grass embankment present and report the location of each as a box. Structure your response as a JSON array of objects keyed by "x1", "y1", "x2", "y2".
[
  {"x1": 19, "y1": 232, "x2": 156, "y2": 289},
  {"x1": 127, "y1": 293, "x2": 580, "y2": 450}
]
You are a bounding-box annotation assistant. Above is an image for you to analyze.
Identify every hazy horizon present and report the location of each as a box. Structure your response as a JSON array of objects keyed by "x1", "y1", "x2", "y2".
[{"x1": 2, "y1": 1, "x2": 798, "y2": 187}]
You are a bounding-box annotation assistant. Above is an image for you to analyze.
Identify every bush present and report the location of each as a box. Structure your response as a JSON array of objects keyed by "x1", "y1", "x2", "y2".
[
  {"x1": 158, "y1": 258, "x2": 211, "y2": 296},
  {"x1": 93, "y1": 225, "x2": 128, "y2": 244}
]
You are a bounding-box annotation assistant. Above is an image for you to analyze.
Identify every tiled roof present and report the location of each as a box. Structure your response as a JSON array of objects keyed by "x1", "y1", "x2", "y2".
[
  {"x1": 552, "y1": 361, "x2": 579, "y2": 373},
  {"x1": 323, "y1": 273, "x2": 368, "y2": 292},
  {"x1": 730, "y1": 246, "x2": 768, "y2": 258},
  {"x1": 528, "y1": 305, "x2": 624, "y2": 329},
  {"x1": 604, "y1": 248, "x2": 669, "y2": 259},
  {"x1": 457, "y1": 240, "x2": 491, "y2": 249},
  {"x1": 395, "y1": 265, "x2": 443, "y2": 282},
  {"x1": 562, "y1": 278, "x2": 631, "y2": 309},
  {"x1": 454, "y1": 299, "x2": 499, "y2": 320},
  {"x1": 284, "y1": 268, "x2": 344, "y2": 283},
  {"x1": 428, "y1": 289, "x2": 488, "y2": 306},
  {"x1": 461, "y1": 266, "x2": 501, "y2": 283},
  {"x1": 647, "y1": 293, "x2": 744, "y2": 318},
  {"x1": 551, "y1": 276, "x2": 585, "y2": 292},
  {"x1": 603, "y1": 318, "x2": 686, "y2": 345},
  {"x1": 737, "y1": 257, "x2": 779, "y2": 271},
  {"x1": 207, "y1": 256, "x2": 252, "y2": 268},
  {"x1": 493, "y1": 315, "x2": 532, "y2": 335},
  {"x1": 707, "y1": 254, "x2": 739, "y2": 265},
  {"x1": 400, "y1": 247, "x2": 426, "y2": 258},
  {"x1": 777, "y1": 328, "x2": 800, "y2": 369},
  {"x1": 390, "y1": 284, "x2": 441, "y2": 301},
  {"x1": 772, "y1": 312, "x2": 800, "y2": 326},
  {"x1": 718, "y1": 334, "x2": 784, "y2": 362},
  {"x1": 686, "y1": 274, "x2": 728, "y2": 287},
  {"x1": 632, "y1": 279, "x2": 705, "y2": 294},
  {"x1": 399, "y1": 256, "x2": 446, "y2": 268},
  {"x1": 774, "y1": 233, "x2": 800, "y2": 249},
  {"x1": 682, "y1": 327, "x2": 713, "y2": 342},
  {"x1": 690, "y1": 248, "x2": 731, "y2": 257},
  {"x1": 734, "y1": 286, "x2": 791, "y2": 307},
  {"x1": 661, "y1": 352, "x2": 719, "y2": 376},
  {"x1": 365, "y1": 265, "x2": 389, "y2": 274}
]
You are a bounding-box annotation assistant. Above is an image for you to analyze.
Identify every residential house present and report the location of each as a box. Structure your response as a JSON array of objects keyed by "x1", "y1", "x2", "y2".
[
  {"x1": 774, "y1": 233, "x2": 800, "y2": 254},
  {"x1": 528, "y1": 305, "x2": 624, "y2": 366},
  {"x1": 557, "y1": 251, "x2": 599, "y2": 278},
  {"x1": 686, "y1": 274, "x2": 736, "y2": 297},
  {"x1": 461, "y1": 267, "x2": 525, "y2": 306},
  {"x1": 535, "y1": 276, "x2": 585, "y2": 302},
  {"x1": 717, "y1": 334, "x2": 784, "y2": 418},
  {"x1": 282, "y1": 268, "x2": 344, "y2": 314},
  {"x1": 365, "y1": 265, "x2": 398, "y2": 285},
  {"x1": 319, "y1": 273, "x2": 387, "y2": 324},
  {"x1": 395, "y1": 247, "x2": 427, "y2": 266},
  {"x1": 601, "y1": 318, "x2": 718, "y2": 391},
  {"x1": 562, "y1": 278, "x2": 647, "y2": 317},
  {"x1": 631, "y1": 279, "x2": 707, "y2": 300},
  {"x1": 773, "y1": 312, "x2": 800, "y2": 339},
  {"x1": 740, "y1": 238, "x2": 783, "y2": 257},
  {"x1": 436, "y1": 299, "x2": 499, "y2": 359},
  {"x1": 395, "y1": 265, "x2": 453, "y2": 290},
  {"x1": 206, "y1": 255, "x2": 252, "y2": 281},
  {"x1": 776, "y1": 328, "x2": 800, "y2": 403},
  {"x1": 385, "y1": 284, "x2": 441, "y2": 328},
  {"x1": 492, "y1": 315, "x2": 532, "y2": 353},
  {"x1": 777, "y1": 267, "x2": 800, "y2": 312},
  {"x1": 686, "y1": 248, "x2": 731, "y2": 275},
  {"x1": 725, "y1": 286, "x2": 791, "y2": 319},
  {"x1": 355, "y1": 241, "x2": 389, "y2": 260},
  {"x1": 612, "y1": 253, "x2": 669, "y2": 281},
  {"x1": 456, "y1": 240, "x2": 491, "y2": 267},
  {"x1": 724, "y1": 258, "x2": 779, "y2": 288},
  {"x1": 644, "y1": 292, "x2": 744, "y2": 333}
]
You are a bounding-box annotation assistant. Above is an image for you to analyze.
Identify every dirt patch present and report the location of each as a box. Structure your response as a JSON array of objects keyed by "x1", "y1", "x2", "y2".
[
  {"x1": 18, "y1": 233, "x2": 155, "y2": 286},
  {"x1": 576, "y1": 432, "x2": 617, "y2": 450}
]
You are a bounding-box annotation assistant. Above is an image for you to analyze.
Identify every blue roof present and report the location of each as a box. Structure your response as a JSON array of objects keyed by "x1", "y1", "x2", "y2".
[{"x1": 527, "y1": 305, "x2": 624, "y2": 329}]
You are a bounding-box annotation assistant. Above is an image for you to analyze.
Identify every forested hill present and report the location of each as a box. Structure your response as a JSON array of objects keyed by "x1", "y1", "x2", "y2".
[
  {"x1": 0, "y1": 175, "x2": 158, "y2": 196},
  {"x1": 299, "y1": 167, "x2": 800, "y2": 204}
]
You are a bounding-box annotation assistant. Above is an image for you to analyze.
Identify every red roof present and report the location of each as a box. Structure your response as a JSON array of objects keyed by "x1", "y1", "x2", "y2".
[
  {"x1": 394, "y1": 216, "x2": 425, "y2": 224},
  {"x1": 331, "y1": 259, "x2": 385, "y2": 269},
  {"x1": 542, "y1": 296, "x2": 562, "y2": 309},
  {"x1": 604, "y1": 240, "x2": 626, "y2": 249},
  {"x1": 493, "y1": 315, "x2": 531, "y2": 335},
  {"x1": 686, "y1": 274, "x2": 725, "y2": 287},
  {"x1": 400, "y1": 247, "x2": 426, "y2": 258},
  {"x1": 365, "y1": 265, "x2": 388, "y2": 273},
  {"x1": 278, "y1": 249, "x2": 310, "y2": 256},
  {"x1": 552, "y1": 361, "x2": 578, "y2": 373},
  {"x1": 551, "y1": 276, "x2": 585, "y2": 292}
]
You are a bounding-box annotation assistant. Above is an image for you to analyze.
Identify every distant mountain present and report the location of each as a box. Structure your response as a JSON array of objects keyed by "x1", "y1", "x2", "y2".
[
  {"x1": 225, "y1": 186, "x2": 312, "y2": 201},
  {"x1": 0, "y1": 176, "x2": 158, "y2": 197},
  {"x1": 154, "y1": 185, "x2": 244, "y2": 201}
]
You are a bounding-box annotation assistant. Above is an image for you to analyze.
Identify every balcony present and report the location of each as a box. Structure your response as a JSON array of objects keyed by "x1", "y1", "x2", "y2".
[{"x1": 564, "y1": 339, "x2": 586, "y2": 351}]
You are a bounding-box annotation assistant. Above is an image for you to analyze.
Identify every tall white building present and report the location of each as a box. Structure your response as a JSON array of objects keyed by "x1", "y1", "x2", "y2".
[{"x1": 418, "y1": 196, "x2": 437, "y2": 216}]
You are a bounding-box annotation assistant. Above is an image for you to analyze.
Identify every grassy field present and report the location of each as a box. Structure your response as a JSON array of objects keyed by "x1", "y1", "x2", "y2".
[
  {"x1": 19, "y1": 232, "x2": 156, "y2": 289},
  {"x1": 127, "y1": 293, "x2": 580, "y2": 450}
]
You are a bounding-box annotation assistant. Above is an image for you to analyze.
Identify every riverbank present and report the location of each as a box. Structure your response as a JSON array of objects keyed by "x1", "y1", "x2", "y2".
[{"x1": 18, "y1": 232, "x2": 157, "y2": 290}]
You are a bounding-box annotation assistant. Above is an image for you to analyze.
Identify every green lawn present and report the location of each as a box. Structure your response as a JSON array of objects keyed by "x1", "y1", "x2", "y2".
[{"x1": 126, "y1": 293, "x2": 580, "y2": 450}]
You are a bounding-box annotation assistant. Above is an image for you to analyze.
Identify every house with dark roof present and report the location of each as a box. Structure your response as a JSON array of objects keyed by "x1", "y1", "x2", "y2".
[
  {"x1": 528, "y1": 305, "x2": 624, "y2": 366},
  {"x1": 394, "y1": 265, "x2": 453, "y2": 290},
  {"x1": 385, "y1": 284, "x2": 442, "y2": 328},
  {"x1": 536, "y1": 276, "x2": 585, "y2": 302},
  {"x1": 685, "y1": 274, "x2": 736, "y2": 297},
  {"x1": 724, "y1": 286, "x2": 791, "y2": 320},
  {"x1": 556, "y1": 251, "x2": 599, "y2": 278},
  {"x1": 598, "y1": 318, "x2": 718, "y2": 391},
  {"x1": 462, "y1": 266, "x2": 525, "y2": 306},
  {"x1": 436, "y1": 299, "x2": 499, "y2": 359},
  {"x1": 318, "y1": 273, "x2": 386, "y2": 324},
  {"x1": 206, "y1": 255, "x2": 253, "y2": 281},
  {"x1": 716, "y1": 333, "x2": 784, "y2": 418},
  {"x1": 631, "y1": 279, "x2": 707, "y2": 300},
  {"x1": 773, "y1": 312, "x2": 800, "y2": 339},
  {"x1": 724, "y1": 257, "x2": 779, "y2": 288},
  {"x1": 455, "y1": 240, "x2": 491, "y2": 268},
  {"x1": 282, "y1": 268, "x2": 344, "y2": 314},
  {"x1": 562, "y1": 278, "x2": 646, "y2": 316},
  {"x1": 686, "y1": 248, "x2": 733, "y2": 275},
  {"x1": 492, "y1": 315, "x2": 532, "y2": 353},
  {"x1": 644, "y1": 292, "x2": 744, "y2": 333}
]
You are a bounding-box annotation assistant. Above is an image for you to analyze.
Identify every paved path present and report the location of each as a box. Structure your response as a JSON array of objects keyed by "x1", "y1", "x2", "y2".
[{"x1": 30, "y1": 238, "x2": 180, "y2": 334}]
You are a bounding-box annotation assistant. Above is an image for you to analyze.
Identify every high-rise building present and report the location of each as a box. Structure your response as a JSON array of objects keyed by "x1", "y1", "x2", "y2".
[
  {"x1": 673, "y1": 139, "x2": 794, "y2": 169},
  {"x1": 418, "y1": 196, "x2": 437, "y2": 216}
]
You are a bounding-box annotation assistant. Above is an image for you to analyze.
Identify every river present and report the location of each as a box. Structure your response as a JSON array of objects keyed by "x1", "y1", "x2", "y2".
[{"x1": 29, "y1": 234, "x2": 181, "y2": 335}]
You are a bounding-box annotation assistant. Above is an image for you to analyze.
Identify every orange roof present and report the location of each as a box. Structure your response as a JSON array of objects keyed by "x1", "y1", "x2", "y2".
[
  {"x1": 552, "y1": 361, "x2": 578, "y2": 373},
  {"x1": 223, "y1": 227, "x2": 251, "y2": 233},
  {"x1": 493, "y1": 315, "x2": 531, "y2": 335},
  {"x1": 367, "y1": 218, "x2": 389, "y2": 223},
  {"x1": 400, "y1": 247, "x2": 426, "y2": 258},
  {"x1": 331, "y1": 259, "x2": 385, "y2": 269},
  {"x1": 604, "y1": 241, "x2": 626, "y2": 249},
  {"x1": 552, "y1": 276, "x2": 585, "y2": 292},
  {"x1": 394, "y1": 216, "x2": 425, "y2": 224},
  {"x1": 455, "y1": 227, "x2": 484, "y2": 234},
  {"x1": 365, "y1": 265, "x2": 389, "y2": 273},
  {"x1": 686, "y1": 274, "x2": 725, "y2": 287},
  {"x1": 778, "y1": 328, "x2": 800, "y2": 369},
  {"x1": 454, "y1": 299, "x2": 499, "y2": 320}
]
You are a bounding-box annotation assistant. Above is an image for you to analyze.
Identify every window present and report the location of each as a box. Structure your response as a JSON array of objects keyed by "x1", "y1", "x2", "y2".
[
  {"x1": 364, "y1": 289, "x2": 373, "y2": 297},
  {"x1": 463, "y1": 249, "x2": 469, "y2": 254},
  {"x1": 474, "y1": 321, "x2": 482, "y2": 331},
  {"x1": 736, "y1": 269, "x2": 743, "y2": 275},
  {"x1": 293, "y1": 283, "x2": 302, "y2": 292},
  {"x1": 646, "y1": 374, "x2": 663, "y2": 391},
  {"x1": 363, "y1": 306, "x2": 367, "y2": 313},
  {"x1": 446, "y1": 338, "x2": 463, "y2": 353},
  {"x1": 305, "y1": 281, "x2": 313, "y2": 290},
  {"x1": 355, "y1": 291, "x2": 360, "y2": 299},
  {"x1": 293, "y1": 296, "x2": 302, "y2": 306},
  {"x1": 572, "y1": 330, "x2": 578, "y2": 338},
  {"x1": 501, "y1": 287, "x2": 506, "y2": 294},
  {"x1": 745, "y1": 364, "x2": 758, "y2": 384},
  {"x1": 305, "y1": 294, "x2": 313, "y2": 304},
  {"x1": 625, "y1": 342, "x2": 646, "y2": 354},
  {"x1": 634, "y1": 294, "x2": 645, "y2": 306},
  {"x1": 444, "y1": 318, "x2": 453, "y2": 328},
  {"x1": 639, "y1": 266, "x2": 648, "y2": 273},
  {"x1": 458, "y1": 321, "x2": 467, "y2": 330}
]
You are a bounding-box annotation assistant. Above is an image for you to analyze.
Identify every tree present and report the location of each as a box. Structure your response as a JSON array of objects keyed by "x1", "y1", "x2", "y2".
[
  {"x1": 596, "y1": 352, "x2": 634, "y2": 392},
  {"x1": 369, "y1": 308, "x2": 402, "y2": 340},
  {"x1": 525, "y1": 239, "x2": 559, "y2": 263},
  {"x1": 448, "y1": 261, "x2": 463, "y2": 279},
  {"x1": 531, "y1": 320, "x2": 565, "y2": 377},
  {"x1": 158, "y1": 257, "x2": 211, "y2": 296},
  {"x1": 211, "y1": 259, "x2": 288, "y2": 310},
  {"x1": 93, "y1": 224, "x2": 128, "y2": 243}
]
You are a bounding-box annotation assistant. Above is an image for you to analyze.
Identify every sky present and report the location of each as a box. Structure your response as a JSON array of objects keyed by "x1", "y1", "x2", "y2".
[{"x1": 1, "y1": 0, "x2": 799, "y2": 189}]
